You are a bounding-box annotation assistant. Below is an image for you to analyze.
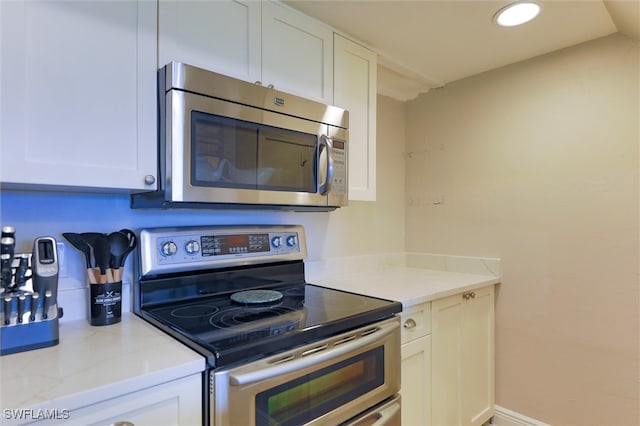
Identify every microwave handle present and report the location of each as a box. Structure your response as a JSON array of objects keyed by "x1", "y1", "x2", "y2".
[
  {"x1": 228, "y1": 319, "x2": 399, "y2": 386},
  {"x1": 318, "y1": 135, "x2": 334, "y2": 195}
]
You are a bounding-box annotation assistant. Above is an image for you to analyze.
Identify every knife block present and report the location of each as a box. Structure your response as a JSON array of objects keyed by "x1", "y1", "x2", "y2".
[{"x1": 0, "y1": 252, "x2": 62, "y2": 356}]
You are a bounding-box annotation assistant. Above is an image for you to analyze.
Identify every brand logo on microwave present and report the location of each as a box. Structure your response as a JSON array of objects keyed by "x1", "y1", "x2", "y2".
[{"x1": 273, "y1": 97, "x2": 285, "y2": 107}]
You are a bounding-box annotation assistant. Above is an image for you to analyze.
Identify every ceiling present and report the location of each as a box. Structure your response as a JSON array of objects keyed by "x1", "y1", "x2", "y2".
[{"x1": 283, "y1": 0, "x2": 640, "y2": 100}]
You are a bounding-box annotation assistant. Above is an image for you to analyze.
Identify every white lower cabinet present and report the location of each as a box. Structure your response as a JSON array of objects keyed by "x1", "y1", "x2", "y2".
[
  {"x1": 63, "y1": 374, "x2": 202, "y2": 426},
  {"x1": 431, "y1": 285, "x2": 495, "y2": 426},
  {"x1": 400, "y1": 285, "x2": 495, "y2": 426},
  {"x1": 400, "y1": 302, "x2": 432, "y2": 426}
]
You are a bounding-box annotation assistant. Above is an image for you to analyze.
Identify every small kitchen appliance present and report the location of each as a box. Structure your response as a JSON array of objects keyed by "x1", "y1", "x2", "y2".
[
  {"x1": 134, "y1": 225, "x2": 402, "y2": 425},
  {"x1": 131, "y1": 62, "x2": 349, "y2": 211},
  {"x1": 0, "y1": 227, "x2": 62, "y2": 356}
]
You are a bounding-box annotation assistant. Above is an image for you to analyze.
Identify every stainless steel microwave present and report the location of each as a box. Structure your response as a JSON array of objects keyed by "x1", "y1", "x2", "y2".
[{"x1": 131, "y1": 62, "x2": 349, "y2": 211}]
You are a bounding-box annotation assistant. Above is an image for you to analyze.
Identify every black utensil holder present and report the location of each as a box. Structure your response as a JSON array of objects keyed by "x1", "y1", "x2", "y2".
[{"x1": 89, "y1": 281, "x2": 122, "y2": 326}]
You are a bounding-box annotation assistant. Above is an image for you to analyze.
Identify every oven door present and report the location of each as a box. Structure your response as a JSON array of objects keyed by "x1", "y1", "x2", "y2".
[{"x1": 212, "y1": 317, "x2": 400, "y2": 426}]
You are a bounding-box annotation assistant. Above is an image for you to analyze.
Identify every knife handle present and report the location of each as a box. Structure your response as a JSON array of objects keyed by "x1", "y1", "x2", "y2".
[
  {"x1": 42, "y1": 290, "x2": 52, "y2": 320},
  {"x1": 17, "y1": 294, "x2": 25, "y2": 323},
  {"x1": 1, "y1": 226, "x2": 15, "y2": 239},
  {"x1": 14, "y1": 254, "x2": 30, "y2": 288},
  {"x1": 29, "y1": 292, "x2": 39, "y2": 322},
  {"x1": 3, "y1": 295, "x2": 12, "y2": 325},
  {"x1": 1, "y1": 253, "x2": 12, "y2": 288}
]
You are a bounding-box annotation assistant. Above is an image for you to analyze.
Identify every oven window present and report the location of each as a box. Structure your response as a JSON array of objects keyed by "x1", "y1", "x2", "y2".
[
  {"x1": 191, "y1": 111, "x2": 258, "y2": 189},
  {"x1": 255, "y1": 347, "x2": 384, "y2": 426}
]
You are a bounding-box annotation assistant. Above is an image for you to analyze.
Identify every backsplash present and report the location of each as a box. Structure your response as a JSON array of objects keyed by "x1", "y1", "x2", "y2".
[{"x1": 1, "y1": 188, "x2": 406, "y2": 322}]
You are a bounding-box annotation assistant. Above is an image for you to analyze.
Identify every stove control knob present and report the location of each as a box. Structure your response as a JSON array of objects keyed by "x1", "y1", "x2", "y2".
[
  {"x1": 160, "y1": 241, "x2": 178, "y2": 257},
  {"x1": 286, "y1": 235, "x2": 297, "y2": 247},
  {"x1": 271, "y1": 236, "x2": 282, "y2": 248},
  {"x1": 185, "y1": 240, "x2": 200, "y2": 255}
]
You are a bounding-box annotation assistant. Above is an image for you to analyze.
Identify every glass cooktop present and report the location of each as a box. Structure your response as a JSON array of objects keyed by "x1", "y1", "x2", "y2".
[{"x1": 140, "y1": 279, "x2": 400, "y2": 368}]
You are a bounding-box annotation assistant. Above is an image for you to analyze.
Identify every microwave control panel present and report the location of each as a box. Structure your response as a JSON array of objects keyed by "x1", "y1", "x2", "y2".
[{"x1": 331, "y1": 142, "x2": 347, "y2": 195}]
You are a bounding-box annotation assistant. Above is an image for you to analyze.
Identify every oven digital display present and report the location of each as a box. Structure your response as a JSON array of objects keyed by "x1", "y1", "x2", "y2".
[
  {"x1": 201, "y1": 233, "x2": 270, "y2": 256},
  {"x1": 332, "y1": 140, "x2": 345, "y2": 150}
]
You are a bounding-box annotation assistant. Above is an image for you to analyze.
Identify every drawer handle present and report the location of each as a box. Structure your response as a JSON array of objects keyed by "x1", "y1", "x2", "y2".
[{"x1": 403, "y1": 318, "x2": 417, "y2": 329}]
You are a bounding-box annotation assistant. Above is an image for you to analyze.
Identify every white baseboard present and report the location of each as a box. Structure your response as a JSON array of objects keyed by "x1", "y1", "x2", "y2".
[{"x1": 491, "y1": 405, "x2": 551, "y2": 426}]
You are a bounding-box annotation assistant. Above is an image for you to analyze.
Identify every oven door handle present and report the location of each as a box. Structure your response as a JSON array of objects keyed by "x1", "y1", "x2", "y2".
[
  {"x1": 345, "y1": 396, "x2": 401, "y2": 426},
  {"x1": 228, "y1": 319, "x2": 399, "y2": 386}
]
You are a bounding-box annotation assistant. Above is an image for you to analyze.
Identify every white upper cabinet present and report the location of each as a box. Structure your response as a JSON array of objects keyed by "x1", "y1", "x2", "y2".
[
  {"x1": 158, "y1": 0, "x2": 261, "y2": 83},
  {"x1": 0, "y1": 0, "x2": 158, "y2": 191},
  {"x1": 334, "y1": 34, "x2": 377, "y2": 201},
  {"x1": 261, "y1": 1, "x2": 333, "y2": 103}
]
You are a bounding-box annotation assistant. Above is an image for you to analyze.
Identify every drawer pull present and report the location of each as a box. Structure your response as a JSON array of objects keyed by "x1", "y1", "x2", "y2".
[{"x1": 403, "y1": 318, "x2": 417, "y2": 329}]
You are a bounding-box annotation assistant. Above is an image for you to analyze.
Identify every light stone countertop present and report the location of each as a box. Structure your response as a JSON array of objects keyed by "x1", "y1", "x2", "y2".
[
  {"x1": 310, "y1": 267, "x2": 500, "y2": 308},
  {"x1": 0, "y1": 253, "x2": 500, "y2": 416},
  {"x1": 0, "y1": 312, "x2": 205, "y2": 413}
]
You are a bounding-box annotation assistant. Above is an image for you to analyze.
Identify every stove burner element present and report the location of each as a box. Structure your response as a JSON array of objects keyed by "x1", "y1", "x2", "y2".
[
  {"x1": 230, "y1": 289, "x2": 283, "y2": 305},
  {"x1": 171, "y1": 304, "x2": 220, "y2": 319}
]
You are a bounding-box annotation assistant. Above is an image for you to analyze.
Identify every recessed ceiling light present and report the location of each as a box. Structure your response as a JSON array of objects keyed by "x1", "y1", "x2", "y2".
[{"x1": 494, "y1": 1, "x2": 542, "y2": 27}]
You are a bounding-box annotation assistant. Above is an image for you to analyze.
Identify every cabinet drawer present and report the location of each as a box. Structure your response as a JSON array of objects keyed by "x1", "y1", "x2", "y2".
[{"x1": 400, "y1": 302, "x2": 431, "y2": 344}]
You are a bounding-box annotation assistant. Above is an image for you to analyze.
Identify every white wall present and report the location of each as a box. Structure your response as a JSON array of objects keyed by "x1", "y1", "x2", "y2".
[{"x1": 405, "y1": 34, "x2": 639, "y2": 425}]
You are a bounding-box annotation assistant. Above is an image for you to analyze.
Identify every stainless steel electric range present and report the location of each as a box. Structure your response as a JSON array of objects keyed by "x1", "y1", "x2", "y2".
[{"x1": 134, "y1": 225, "x2": 402, "y2": 426}]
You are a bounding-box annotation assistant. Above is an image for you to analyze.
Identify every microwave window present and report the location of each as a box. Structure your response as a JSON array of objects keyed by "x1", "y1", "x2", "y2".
[
  {"x1": 255, "y1": 347, "x2": 384, "y2": 426},
  {"x1": 258, "y1": 129, "x2": 317, "y2": 193},
  {"x1": 191, "y1": 111, "x2": 258, "y2": 189}
]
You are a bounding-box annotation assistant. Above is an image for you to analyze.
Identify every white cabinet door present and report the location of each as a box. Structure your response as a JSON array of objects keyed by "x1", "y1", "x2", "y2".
[
  {"x1": 401, "y1": 335, "x2": 431, "y2": 426},
  {"x1": 432, "y1": 293, "x2": 464, "y2": 426},
  {"x1": 334, "y1": 34, "x2": 377, "y2": 201},
  {"x1": 431, "y1": 286, "x2": 495, "y2": 426},
  {"x1": 0, "y1": 0, "x2": 157, "y2": 191},
  {"x1": 158, "y1": 0, "x2": 261, "y2": 83},
  {"x1": 261, "y1": 1, "x2": 333, "y2": 103},
  {"x1": 65, "y1": 375, "x2": 202, "y2": 426},
  {"x1": 461, "y1": 285, "x2": 495, "y2": 426}
]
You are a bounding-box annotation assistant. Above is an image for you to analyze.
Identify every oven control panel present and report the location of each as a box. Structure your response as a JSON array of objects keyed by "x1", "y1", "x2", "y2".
[{"x1": 138, "y1": 225, "x2": 307, "y2": 276}]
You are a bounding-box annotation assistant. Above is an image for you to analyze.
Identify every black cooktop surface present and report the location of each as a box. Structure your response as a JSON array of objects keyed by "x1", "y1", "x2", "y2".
[{"x1": 138, "y1": 263, "x2": 401, "y2": 368}]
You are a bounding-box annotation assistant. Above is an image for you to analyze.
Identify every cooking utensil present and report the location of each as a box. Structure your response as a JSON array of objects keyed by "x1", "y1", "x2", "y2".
[
  {"x1": 80, "y1": 232, "x2": 112, "y2": 283},
  {"x1": 62, "y1": 233, "x2": 97, "y2": 284},
  {"x1": 119, "y1": 229, "x2": 137, "y2": 263},
  {"x1": 107, "y1": 231, "x2": 129, "y2": 282},
  {"x1": 93, "y1": 235, "x2": 113, "y2": 284}
]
